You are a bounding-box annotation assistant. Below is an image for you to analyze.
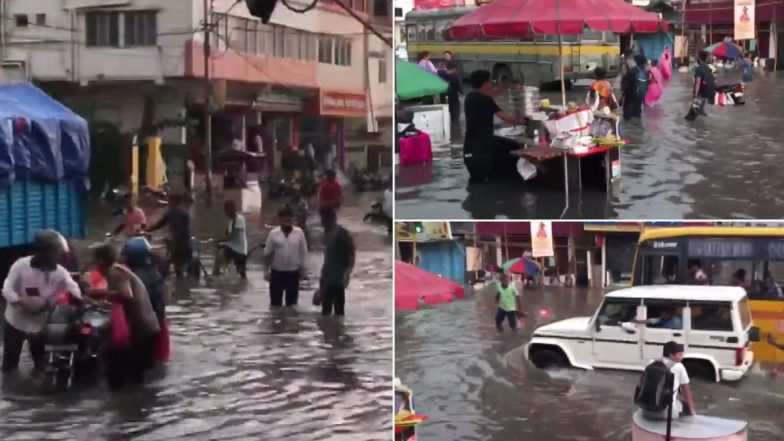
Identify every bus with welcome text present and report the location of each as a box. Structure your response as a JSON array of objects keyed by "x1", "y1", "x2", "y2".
[
  {"x1": 404, "y1": 7, "x2": 622, "y2": 86},
  {"x1": 632, "y1": 226, "x2": 784, "y2": 364}
]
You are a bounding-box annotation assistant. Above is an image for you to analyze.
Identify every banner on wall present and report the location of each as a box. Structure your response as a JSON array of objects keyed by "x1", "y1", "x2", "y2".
[
  {"x1": 734, "y1": 0, "x2": 755, "y2": 40},
  {"x1": 530, "y1": 221, "x2": 554, "y2": 257}
]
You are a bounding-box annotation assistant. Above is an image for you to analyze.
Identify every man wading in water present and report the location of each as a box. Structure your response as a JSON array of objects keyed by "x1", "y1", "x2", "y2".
[
  {"x1": 462, "y1": 70, "x2": 527, "y2": 183},
  {"x1": 317, "y1": 207, "x2": 355, "y2": 316}
]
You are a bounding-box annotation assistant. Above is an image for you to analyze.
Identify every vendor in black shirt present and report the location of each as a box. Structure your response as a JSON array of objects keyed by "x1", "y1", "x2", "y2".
[{"x1": 463, "y1": 70, "x2": 526, "y2": 183}]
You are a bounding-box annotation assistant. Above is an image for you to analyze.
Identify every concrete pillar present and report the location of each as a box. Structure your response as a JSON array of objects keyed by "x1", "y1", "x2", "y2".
[
  {"x1": 601, "y1": 239, "x2": 607, "y2": 287},
  {"x1": 495, "y1": 237, "x2": 503, "y2": 267}
]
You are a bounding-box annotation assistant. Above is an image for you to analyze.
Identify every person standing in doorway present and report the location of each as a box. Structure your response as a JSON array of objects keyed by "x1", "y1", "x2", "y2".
[
  {"x1": 263, "y1": 208, "x2": 308, "y2": 307},
  {"x1": 318, "y1": 207, "x2": 355, "y2": 317}
]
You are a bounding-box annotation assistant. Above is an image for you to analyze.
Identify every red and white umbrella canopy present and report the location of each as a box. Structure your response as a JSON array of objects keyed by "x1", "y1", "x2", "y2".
[{"x1": 449, "y1": 0, "x2": 668, "y2": 40}]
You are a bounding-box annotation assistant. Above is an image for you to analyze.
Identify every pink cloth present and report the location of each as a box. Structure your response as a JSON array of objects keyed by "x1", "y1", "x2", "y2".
[
  {"x1": 399, "y1": 131, "x2": 433, "y2": 166},
  {"x1": 660, "y1": 46, "x2": 672, "y2": 80},
  {"x1": 644, "y1": 67, "x2": 663, "y2": 107},
  {"x1": 123, "y1": 207, "x2": 147, "y2": 237}
]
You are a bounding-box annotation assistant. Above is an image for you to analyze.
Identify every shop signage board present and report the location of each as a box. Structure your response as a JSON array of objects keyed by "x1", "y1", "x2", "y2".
[{"x1": 319, "y1": 91, "x2": 367, "y2": 117}]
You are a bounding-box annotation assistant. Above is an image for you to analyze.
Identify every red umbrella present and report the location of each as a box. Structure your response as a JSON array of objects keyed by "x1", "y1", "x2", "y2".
[
  {"x1": 395, "y1": 261, "x2": 465, "y2": 311},
  {"x1": 449, "y1": 0, "x2": 667, "y2": 107}
]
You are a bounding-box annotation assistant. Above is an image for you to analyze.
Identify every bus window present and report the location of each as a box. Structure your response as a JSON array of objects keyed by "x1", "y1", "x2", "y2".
[
  {"x1": 641, "y1": 254, "x2": 679, "y2": 285},
  {"x1": 582, "y1": 29, "x2": 602, "y2": 41},
  {"x1": 421, "y1": 21, "x2": 435, "y2": 41},
  {"x1": 406, "y1": 25, "x2": 417, "y2": 42},
  {"x1": 435, "y1": 19, "x2": 452, "y2": 42},
  {"x1": 604, "y1": 32, "x2": 619, "y2": 43},
  {"x1": 702, "y1": 260, "x2": 754, "y2": 287},
  {"x1": 751, "y1": 243, "x2": 784, "y2": 299}
]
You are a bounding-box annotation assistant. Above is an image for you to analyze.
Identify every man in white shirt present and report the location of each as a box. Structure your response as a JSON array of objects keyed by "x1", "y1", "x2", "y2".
[
  {"x1": 263, "y1": 207, "x2": 308, "y2": 307},
  {"x1": 2, "y1": 230, "x2": 82, "y2": 373}
]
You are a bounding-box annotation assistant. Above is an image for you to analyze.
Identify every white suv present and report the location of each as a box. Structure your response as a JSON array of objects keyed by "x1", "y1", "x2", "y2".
[{"x1": 525, "y1": 285, "x2": 759, "y2": 382}]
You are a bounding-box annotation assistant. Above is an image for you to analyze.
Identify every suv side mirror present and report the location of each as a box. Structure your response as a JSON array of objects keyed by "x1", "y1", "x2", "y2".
[{"x1": 748, "y1": 326, "x2": 761, "y2": 342}]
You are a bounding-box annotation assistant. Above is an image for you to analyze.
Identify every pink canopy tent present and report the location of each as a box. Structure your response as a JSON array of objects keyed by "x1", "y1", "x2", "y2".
[{"x1": 395, "y1": 261, "x2": 465, "y2": 311}]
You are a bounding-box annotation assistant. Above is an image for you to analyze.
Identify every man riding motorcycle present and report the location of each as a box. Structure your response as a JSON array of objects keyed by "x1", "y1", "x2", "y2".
[{"x1": 1, "y1": 230, "x2": 83, "y2": 374}]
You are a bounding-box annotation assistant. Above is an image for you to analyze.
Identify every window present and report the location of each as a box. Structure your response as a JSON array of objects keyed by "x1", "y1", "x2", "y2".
[
  {"x1": 246, "y1": 21, "x2": 258, "y2": 54},
  {"x1": 258, "y1": 24, "x2": 271, "y2": 55},
  {"x1": 373, "y1": 0, "x2": 388, "y2": 17},
  {"x1": 335, "y1": 39, "x2": 352, "y2": 66},
  {"x1": 273, "y1": 26, "x2": 285, "y2": 58},
  {"x1": 35, "y1": 14, "x2": 46, "y2": 26},
  {"x1": 644, "y1": 301, "x2": 685, "y2": 330},
  {"x1": 581, "y1": 28, "x2": 603, "y2": 41},
  {"x1": 124, "y1": 11, "x2": 157, "y2": 47},
  {"x1": 86, "y1": 12, "x2": 120, "y2": 47},
  {"x1": 353, "y1": 0, "x2": 367, "y2": 13},
  {"x1": 14, "y1": 14, "x2": 28, "y2": 27},
  {"x1": 318, "y1": 36, "x2": 334, "y2": 63},
  {"x1": 641, "y1": 254, "x2": 680, "y2": 285},
  {"x1": 690, "y1": 303, "x2": 733, "y2": 331},
  {"x1": 596, "y1": 298, "x2": 639, "y2": 327},
  {"x1": 424, "y1": 22, "x2": 435, "y2": 41},
  {"x1": 285, "y1": 29, "x2": 300, "y2": 59},
  {"x1": 378, "y1": 56, "x2": 387, "y2": 83},
  {"x1": 394, "y1": 7, "x2": 403, "y2": 18},
  {"x1": 435, "y1": 20, "x2": 452, "y2": 42}
]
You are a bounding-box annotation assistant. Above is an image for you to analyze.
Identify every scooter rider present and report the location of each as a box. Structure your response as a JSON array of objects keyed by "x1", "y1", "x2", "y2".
[{"x1": 1, "y1": 230, "x2": 83, "y2": 374}]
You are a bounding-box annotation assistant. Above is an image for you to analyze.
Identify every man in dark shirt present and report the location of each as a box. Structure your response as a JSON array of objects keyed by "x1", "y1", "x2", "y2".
[
  {"x1": 620, "y1": 56, "x2": 644, "y2": 120},
  {"x1": 318, "y1": 207, "x2": 355, "y2": 316},
  {"x1": 690, "y1": 50, "x2": 715, "y2": 119},
  {"x1": 438, "y1": 62, "x2": 463, "y2": 125},
  {"x1": 463, "y1": 70, "x2": 525, "y2": 183},
  {"x1": 147, "y1": 194, "x2": 192, "y2": 278}
]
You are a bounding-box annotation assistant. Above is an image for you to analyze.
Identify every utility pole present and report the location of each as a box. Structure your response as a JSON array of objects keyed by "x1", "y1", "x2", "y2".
[{"x1": 203, "y1": 0, "x2": 213, "y2": 205}]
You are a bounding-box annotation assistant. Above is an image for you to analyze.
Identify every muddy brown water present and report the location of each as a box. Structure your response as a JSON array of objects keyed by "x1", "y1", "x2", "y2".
[
  {"x1": 0, "y1": 192, "x2": 392, "y2": 440},
  {"x1": 395, "y1": 70, "x2": 784, "y2": 219},
  {"x1": 395, "y1": 285, "x2": 784, "y2": 441}
]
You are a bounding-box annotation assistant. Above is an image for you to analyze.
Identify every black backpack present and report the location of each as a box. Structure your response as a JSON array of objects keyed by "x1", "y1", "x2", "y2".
[{"x1": 634, "y1": 360, "x2": 675, "y2": 412}]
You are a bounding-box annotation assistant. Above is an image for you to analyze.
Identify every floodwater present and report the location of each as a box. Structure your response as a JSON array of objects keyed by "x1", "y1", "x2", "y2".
[
  {"x1": 395, "y1": 285, "x2": 784, "y2": 441},
  {"x1": 0, "y1": 192, "x2": 392, "y2": 440},
  {"x1": 395, "y1": 70, "x2": 784, "y2": 219}
]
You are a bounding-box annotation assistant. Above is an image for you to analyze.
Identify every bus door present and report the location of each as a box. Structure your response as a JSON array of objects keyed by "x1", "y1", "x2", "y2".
[
  {"x1": 751, "y1": 240, "x2": 784, "y2": 363},
  {"x1": 635, "y1": 239, "x2": 683, "y2": 285}
]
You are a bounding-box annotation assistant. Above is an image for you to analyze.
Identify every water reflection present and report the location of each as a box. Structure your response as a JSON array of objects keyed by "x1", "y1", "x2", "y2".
[
  {"x1": 395, "y1": 285, "x2": 784, "y2": 440},
  {"x1": 396, "y1": 71, "x2": 784, "y2": 219}
]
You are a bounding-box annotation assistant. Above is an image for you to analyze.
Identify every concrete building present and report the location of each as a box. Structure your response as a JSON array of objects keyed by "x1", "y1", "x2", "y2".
[{"x1": 0, "y1": 0, "x2": 393, "y2": 176}]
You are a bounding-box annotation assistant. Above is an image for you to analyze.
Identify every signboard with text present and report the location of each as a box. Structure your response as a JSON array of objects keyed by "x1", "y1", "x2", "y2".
[
  {"x1": 319, "y1": 91, "x2": 367, "y2": 117},
  {"x1": 734, "y1": 0, "x2": 755, "y2": 40}
]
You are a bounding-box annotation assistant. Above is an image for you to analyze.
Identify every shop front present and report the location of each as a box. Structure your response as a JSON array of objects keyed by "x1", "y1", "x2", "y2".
[{"x1": 300, "y1": 90, "x2": 367, "y2": 172}]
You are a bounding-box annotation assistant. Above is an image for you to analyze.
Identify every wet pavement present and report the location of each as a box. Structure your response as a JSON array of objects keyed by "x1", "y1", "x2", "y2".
[
  {"x1": 0, "y1": 191, "x2": 392, "y2": 440},
  {"x1": 395, "y1": 285, "x2": 784, "y2": 441},
  {"x1": 396, "y1": 70, "x2": 784, "y2": 219}
]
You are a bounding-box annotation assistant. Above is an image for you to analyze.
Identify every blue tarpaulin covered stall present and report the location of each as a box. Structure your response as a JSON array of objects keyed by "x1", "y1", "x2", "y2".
[{"x1": 0, "y1": 82, "x2": 90, "y2": 185}]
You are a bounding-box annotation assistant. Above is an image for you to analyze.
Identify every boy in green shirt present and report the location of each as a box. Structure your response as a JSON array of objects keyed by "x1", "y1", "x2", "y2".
[{"x1": 495, "y1": 273, "x2": 523, "y2": 331}]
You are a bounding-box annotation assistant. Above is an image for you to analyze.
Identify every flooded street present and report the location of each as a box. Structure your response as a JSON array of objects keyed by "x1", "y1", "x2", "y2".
[
  {"x1": 0, "y1": 192, "x2": 392, "y2": 440},
  {"x1": 396, "y1": 70, "x2": 784, "y2": 219},
  {"x1": 395, "y1": 285, "x2": 784, "y2": 441}
]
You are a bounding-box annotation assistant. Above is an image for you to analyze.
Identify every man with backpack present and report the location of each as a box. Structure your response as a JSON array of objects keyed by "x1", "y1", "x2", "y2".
[
  {"x1": 687, "y1": 50, "x2": 716, "y2": 121},
  {"x1": 621, "y1": 55, "x2": 648, "y2": 120},
  {"x1": 635, "y1": 341, "x2": 696, "y2": 421}
]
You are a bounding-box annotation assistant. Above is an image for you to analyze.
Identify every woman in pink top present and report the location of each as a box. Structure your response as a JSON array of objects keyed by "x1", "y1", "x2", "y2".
[
  {"x1": 644, "y1": 59, "x2": 664, "y2": 107},
  {"x1": 112, "y1": 195, "x2": 147, "y2": 237},
  {"x1": 660, "y1": 45, "x2": 672, "y2": 80},
  {"x1": 416, "y1": 51, "x2": 438, "y2": 74}
]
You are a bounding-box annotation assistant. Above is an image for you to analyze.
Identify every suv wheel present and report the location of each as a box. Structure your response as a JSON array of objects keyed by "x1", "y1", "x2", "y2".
[
  {"x1": 683, "y1": 360, "x2": 716, "y2": 382},
  {"x1": 530, "y1": 348, "x2": 567, "y2": 369}
]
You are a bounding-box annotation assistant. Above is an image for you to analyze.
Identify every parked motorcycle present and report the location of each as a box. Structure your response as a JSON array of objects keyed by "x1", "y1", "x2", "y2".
[{"x1": 716, "y1": 83, "x2": 746, "y2": 105}]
